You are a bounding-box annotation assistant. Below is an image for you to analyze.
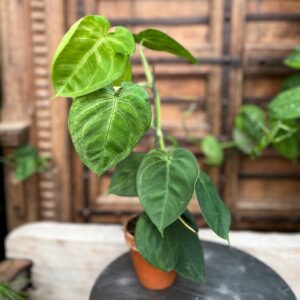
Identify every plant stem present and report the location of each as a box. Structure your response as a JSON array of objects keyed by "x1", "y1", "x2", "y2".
[
  {"x1": 178, "y1": 216, "x2": 197, "y2": 234},
  {"x1": 220, "y1": 141, "x2": 236, "y2": 149},
  {"x1": 139, "y1": 45, "x2": 165, "y2": 149}
]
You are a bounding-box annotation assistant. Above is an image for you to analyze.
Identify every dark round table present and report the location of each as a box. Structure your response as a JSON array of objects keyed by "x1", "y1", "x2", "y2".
[{"x1": 90, "y1": 241, "x2": 296, "y2": 300}]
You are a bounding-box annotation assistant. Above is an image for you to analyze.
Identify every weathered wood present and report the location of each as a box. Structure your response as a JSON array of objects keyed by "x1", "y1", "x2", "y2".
[
  {"x1": 1, "y1": 0, "x2": 300, "y2": 229},
  {"x1": 0, "y1": 259, "x2": 32, "y2": 282},
  {"x1": 0, "y1": 123, "x2": 30, "y2": 147}
]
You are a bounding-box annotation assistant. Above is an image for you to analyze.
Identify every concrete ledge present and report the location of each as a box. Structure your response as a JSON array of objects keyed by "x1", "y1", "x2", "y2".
[{"x1": 6, "y1": 222, "x2": 300, "y2": 300}]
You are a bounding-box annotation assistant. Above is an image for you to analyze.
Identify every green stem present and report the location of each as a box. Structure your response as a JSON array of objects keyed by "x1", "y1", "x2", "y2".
[
  {"x1": 139, "y1": 45, "x2": 165, "y2": 150},
  {"x1": 220, "y1": 141, "x2": 236, "y2": 149}
]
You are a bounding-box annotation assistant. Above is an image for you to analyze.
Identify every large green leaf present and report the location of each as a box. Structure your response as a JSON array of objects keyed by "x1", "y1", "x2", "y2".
[
  {"x1": 135, "y1": 213, "x2": 178, "y2": 271},
  {"x1": 109, "y1": 152, "x2": 145, "y2": 196},
  {"x1": 281, "y1": 74, "x2": 300, "y2": 91},
  {"x1": 113, "y1": 58, "x2": 132, "y2": 86},
  {"x1": 51, "y1": 15, "x2": 135, "y2": 98},
  {"x1": 201, "y1": 135, "x2": 224, "y2": 166},
  {"x1": 137, "y1": 148, "x2": 199, "y2": 234},
  {"x1": 134, "y1": 29, "x2": 197, "y2": 64},
  {"x1": 268, "y1": 87, "x2": 300, "y2": 120},
  {"x1": 195, "y1": 171, "x2": 231, "y2": 241},
  {"x1": 174, "y1": 220, "x2": 205, "y2": 283},
  {"x1": 284, "y1": 46, "x2": 300, "y2": 69},
  {"x1": 68, "y1": 82, "x2": 151, "y2": 175}
]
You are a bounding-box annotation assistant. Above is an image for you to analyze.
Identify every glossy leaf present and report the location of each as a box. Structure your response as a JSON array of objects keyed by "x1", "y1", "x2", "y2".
[
  {"x1": 195, "y1": 171, "x2": 231, "y2": 241},
  {"x1": 235, "y1": 105, "x2": 265, "y2": 140},
  {"x1": 268, "y1": 87, "x2": 300, "y2": 120},
  {"x1": 51, "y1": 15, "x2": 135, "y2": 98},
  {"x1": 281, "y1": 74, "x2": 300, "y2": 91},
  {"x1": 113, "y1": 59, "x2": 132, "y2": 86},
  {"x1": 137, "y1": 148, "x2": 199, "y2": 234},
  {"x1": 109, "y1": 152, "x2": 145, "y2": 196},
  {"x1": 201, "y1": 135, "x2": 224, "y2": 166},
  {"x1": 135, "y1": 213, "x2": 178, "y2": 271},
  {"x1": 68, "y1": 82, "x2": 151, "y2": 175},
  {"x1": 273, "y1": 133, "x2": 298, "y2": 161},
  {"x1": 272, "y1": 120, "x2": 299, "y2": 161},
  {"x1": 134, "y1": 29, "x2": 197, "y2": 64},
  {"x1": 233, "y1": 128, "x2": 257, "y2": 155},
  {"x1": 284, "y1": 47, "x2": 300, "y2": 69},
  {"x1": 174, "y1": 220, "x2": 205, "y2": 283}
]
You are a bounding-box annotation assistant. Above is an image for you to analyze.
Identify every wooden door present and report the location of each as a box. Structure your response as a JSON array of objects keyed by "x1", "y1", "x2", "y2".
[{"x1": 1, "y1": 0, "x2": 300, "y2": 230}]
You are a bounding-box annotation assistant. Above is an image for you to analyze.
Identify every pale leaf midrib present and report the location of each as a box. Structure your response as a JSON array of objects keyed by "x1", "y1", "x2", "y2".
[{"x1": 57, "y1": 36, "x2": 108, "y2": 95}]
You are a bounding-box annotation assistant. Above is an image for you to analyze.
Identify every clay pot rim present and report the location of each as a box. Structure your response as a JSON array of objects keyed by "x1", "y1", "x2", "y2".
[{"x1": 123, "y1": 213, "x2": 141, "y2": 252}]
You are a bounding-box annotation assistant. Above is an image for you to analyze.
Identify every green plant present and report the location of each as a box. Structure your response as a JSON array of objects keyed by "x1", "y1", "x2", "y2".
[
  {"x1": 51, "y1": 15, "x2": 231, "y2": 283},
  {"x1": 0, "y1": 283, "x2": 26, "y2": 300},
  {"x1": 198, "y1": 47, "x2": 300, "y2": 166},
  {"x1": 0, "y1": 145, "x2": 48, "y2": 182}
]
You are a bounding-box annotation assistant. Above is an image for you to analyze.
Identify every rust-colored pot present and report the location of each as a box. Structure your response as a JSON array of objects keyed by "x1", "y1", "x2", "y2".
[{"x1": 123, "y1": 215, "x2": 177, "y2": 290}]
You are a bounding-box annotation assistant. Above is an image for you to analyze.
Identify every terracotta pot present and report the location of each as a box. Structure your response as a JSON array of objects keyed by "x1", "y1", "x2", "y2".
[{"x1": 123, "y1": 215, "x2": 177, "y2": 290}]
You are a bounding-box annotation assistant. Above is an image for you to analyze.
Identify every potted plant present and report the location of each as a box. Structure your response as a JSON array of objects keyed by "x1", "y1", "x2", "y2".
[{"x1": 51, "y1": 15, "x2": 231, "y2": 290}]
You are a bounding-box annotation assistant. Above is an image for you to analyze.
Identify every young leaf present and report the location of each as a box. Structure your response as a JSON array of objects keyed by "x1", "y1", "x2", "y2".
[
  {"x1": 201, "y1": 135, "x2": 224, "y2": 166},
  {"x1": 13, "y1": 145, "x2": 47, "y2": 181},
  {"x1": 235, "y1": 105, "x2": 265, "y2": 140},
  {"x1": 281, "y1": 74, "x2": 300, "y2": 91},
  {"x1": 113, "y1": 59, "x2": 132, "y2": 86},
  {"x1": 51, "y1": 15, "x2": 135, "y2": 98},
  {"x1": 137, "y1": 148, "x2": 199, "y2": 234},
  {"x1": 134, "y1": 29, "x2": 197, "y2": 64},
  {"x1": 174, "y1": 220, "x2": 205, "y2": 283},
  {"x1": 68, "y1": 82, "x2": 151, "y2": 175},
  {"x1": 195, "y1": 171, "x2": 231, "y2": 241},
  {"x1": 273, "y1": 133, "x2": 298, "y2": 161},
  {"x1": 284, "y1": 46, "x2": 300, "y2": 69},
  {"x1": 109, "y1": 152, "x2": 145, "y2": 196},
  {"x1": 135, "y1": 213, "x2": 178, "y2": 271},
  {"x1": 232, "y1": 128, "x2": 257, "y2": 155},
  {"x1": 272, "y1": 120, "x2": 299, "y2": 161},
  {"x1": 268, "y1": 87, "x2": 300, "y2": 120}
]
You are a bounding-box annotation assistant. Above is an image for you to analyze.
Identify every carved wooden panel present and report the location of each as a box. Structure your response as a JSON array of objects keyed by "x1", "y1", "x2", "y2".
[{"x1": 1, "y1": 0, "x2": 300, "y2": 229}]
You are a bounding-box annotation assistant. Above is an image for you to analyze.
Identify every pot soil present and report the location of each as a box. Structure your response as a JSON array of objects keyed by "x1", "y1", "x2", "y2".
[{"x1": 123, "y1": 215, "x2": 176, "y2": 290}]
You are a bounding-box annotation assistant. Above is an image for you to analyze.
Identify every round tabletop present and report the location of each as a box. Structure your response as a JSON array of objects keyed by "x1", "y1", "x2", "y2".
[{"x1": 90, "y1": 241, "x2": 296, "y2": 300}]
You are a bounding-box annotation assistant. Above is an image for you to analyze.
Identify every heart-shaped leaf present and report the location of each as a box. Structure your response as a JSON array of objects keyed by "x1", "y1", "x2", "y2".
[
  {"x1": 137, "y1": 148, "x2": 199, "y2": 234},
  {"x1": 195, "y1": 171, "x2": 231, "y2": 241},
  {"x1": 201, "y1": 135, "x2": 224, "y2": 166},
  {"x1": 134, "y1": 29, "x2": 197, "y2": 64},
  {"x1": 235, "y1": 105, "x2": 265, "y2": 140},
  {"x1": 68, "y1": 82, "x2": 151, "y2": 174},
  {"x1": 51, "y1": 15, "x2": 135, "y2": 98},
  {"x1": 284, "y1": 46, "x2": 300, "y2": 69},
  {"x1": 233, "y1": 128, "x2": 262, "y2": 155},
  {"x1": 135, "y1": 213, "x2": 178, "y2": 271},
  {"x1": 268, "y1": 87, "x2": 300, "y2": 120},
  {"x1": 113, "y1": 59, "x2": 132, "y2": 86},
  {"x1": 281, "y1": 74, "x2": 300, "y2": 91},
  {"x1": 174, "y1": 220, "x2": 205, "y2": 283},
  {"x1": 109, "y1": 152, "x2": 145, "y2": 196}
]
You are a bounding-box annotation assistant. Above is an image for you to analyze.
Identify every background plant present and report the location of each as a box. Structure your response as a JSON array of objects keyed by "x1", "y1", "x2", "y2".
[
  {"x1": 51, "y1": 15, "x2": 231, "y2": 283},
  {"x1": 0, "y1": 145, "x2": 48, "y2": 182},
  {"x1": 0, "y1": 283, "x2": 26, "y2": 300},
  {"x1": 197, "y1": 47, "x2": 300, "y2": 166}
]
